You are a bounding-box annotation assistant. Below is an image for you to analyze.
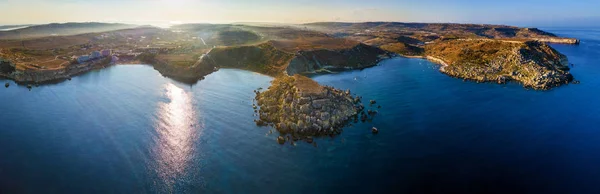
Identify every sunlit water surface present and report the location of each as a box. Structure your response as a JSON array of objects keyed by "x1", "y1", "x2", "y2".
[{"x1": 1, "y1": 29, "x2": 600, "y2": 193}]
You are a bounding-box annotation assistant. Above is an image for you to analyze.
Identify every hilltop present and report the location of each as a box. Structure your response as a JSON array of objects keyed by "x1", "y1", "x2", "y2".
[
  {"x1": 0, "y1": 25, "x2": 30, "y2": 31},
  {"x1": 0, "y1": 22, "x2": 137, "y2": 40},
  {"x1": 304, "y1": 22, "x2": 579, "y2": 44}
]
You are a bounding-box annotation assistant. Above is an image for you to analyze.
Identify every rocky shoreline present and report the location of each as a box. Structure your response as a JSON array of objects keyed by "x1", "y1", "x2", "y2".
[
  {"x1": 425, "y1": 40, "x2": 575, "y2": 90},
  {"x1": 533, "y1": 37, "x2": 580, "y2": 45},
  {"x1": 0, "y1": 57, "x2": 112, "y2": 85},
  {"x1": 254, "y1": 75, "x2": 377, "y2": 144}
]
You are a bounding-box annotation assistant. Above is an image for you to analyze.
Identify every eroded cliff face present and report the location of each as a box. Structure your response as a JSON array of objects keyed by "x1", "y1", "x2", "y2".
[
  {"x1": 286, "y1": 43, "x2": 391, "y2": 75},
  {"x1": 426, "y1": 40, "x2": 574, "y2": 90}
]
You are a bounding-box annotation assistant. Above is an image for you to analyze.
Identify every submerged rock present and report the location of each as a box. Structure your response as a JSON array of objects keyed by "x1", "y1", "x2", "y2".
[
  {"x1": 277, "y1": 136, "x2": 286, "y2": 144},
  {"x1": 306, "y1": 136, "x2": 314, "y2": 144}
]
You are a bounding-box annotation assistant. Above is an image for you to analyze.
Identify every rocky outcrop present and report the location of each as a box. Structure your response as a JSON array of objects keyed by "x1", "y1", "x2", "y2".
[
  {"x1": 286, "y1": 43, "x2": 391, "y2": 75},
  {"x1": 254, "y1": 75, "x2": 371, "y2": 140},
  {"x1": 520, "y1": 28, "x2": 579, "y2": 44},
  {"x1": 0, "y1": 58, "x2": 111, "y2": 84},
  {"x1": 532, "y1": 38, "x2": 580, "y2": 45},
  {"x1": 425, "y1": 40, "x2": 574, "y2": 90}
]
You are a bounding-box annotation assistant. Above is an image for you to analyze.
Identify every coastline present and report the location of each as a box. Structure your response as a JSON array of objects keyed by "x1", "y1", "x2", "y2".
[{"x1": 0, "y1": 58, "x2": 113, "y2": 85}]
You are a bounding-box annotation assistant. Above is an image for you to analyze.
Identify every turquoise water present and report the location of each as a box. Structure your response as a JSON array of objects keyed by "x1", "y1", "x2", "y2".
[{"x1": 1, "y1": 29, "x2": 600, "y2": 193}]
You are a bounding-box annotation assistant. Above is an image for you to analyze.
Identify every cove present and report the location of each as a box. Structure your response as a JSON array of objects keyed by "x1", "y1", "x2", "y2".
[{"x1": 1, "y1": 28, "x2": 600, "y2": 193}]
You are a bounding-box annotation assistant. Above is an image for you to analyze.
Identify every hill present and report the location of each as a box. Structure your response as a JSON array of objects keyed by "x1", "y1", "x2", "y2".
[
  {"x1": 425, "y1": 39, "x2": 573, "y2": 89},
  {"x1": 304, "y1": 22, "x2": 579, "y2": 45},
  {"x1": 0, "y1": 25, "x2": 30, "y2": 31},
  {"x1": 201, "y1": 41, "x2": 296, "y2": 76},
  {"x1": 0, "y1": 22, "x2": 137, "y2": 40}
]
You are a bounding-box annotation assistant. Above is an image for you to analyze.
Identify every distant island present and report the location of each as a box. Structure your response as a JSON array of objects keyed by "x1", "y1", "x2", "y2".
[{"x1": 0, "y1": 22, "x2": 580, "y2": 139}]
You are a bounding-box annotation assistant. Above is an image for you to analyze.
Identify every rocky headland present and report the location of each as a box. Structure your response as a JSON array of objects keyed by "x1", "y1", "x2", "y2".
[
  {"x1": 0, "y1": 57, "x2": 112, "y2": 84},
  {"x1": 425, "y1": 39, "x2": 574, "y2": 89},
  {"x1": 254, "y1": 75, "x2": 376, "y2": 143},
  {"x1": 135, "y1": 52, "x2": 216, "y2": 84},
  {"x1": 195, "y1": 41, "x2": 391, "y2": 77}
]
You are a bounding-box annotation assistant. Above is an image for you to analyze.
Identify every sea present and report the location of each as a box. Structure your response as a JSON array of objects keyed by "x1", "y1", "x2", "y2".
[{"x1": 1, "y1": 29, "x2": 600, "y2": 193}]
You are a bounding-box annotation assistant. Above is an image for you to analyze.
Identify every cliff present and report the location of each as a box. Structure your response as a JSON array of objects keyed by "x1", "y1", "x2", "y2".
[
  {"x1": 0, "y1": 57, "x2": 112, "y2": 84},
  {"x1": 425, "y1": 39, "x2": 574, "y2": 89}
]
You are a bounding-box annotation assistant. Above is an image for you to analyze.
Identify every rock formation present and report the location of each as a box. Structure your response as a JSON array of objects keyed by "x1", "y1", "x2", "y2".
[
  {"x1": 425, "y1": 39, "x2": 574, "y2": 90},
  {"x1": 0, "y1": 57, "x2": 112, "y2": 84},
  {"x1": 254, "y1": 75, "x2": 369, "y2": 139}
]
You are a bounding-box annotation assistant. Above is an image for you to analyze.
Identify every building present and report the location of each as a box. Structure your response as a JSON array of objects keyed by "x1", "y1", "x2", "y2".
[
  {"x1": 77, "y1": 55, "x2": 90, "y2": 63},
  {"x1": 101, "y1": 49, "x2": 112, "y2": 57},
  {"x1": 91, "y1": 51, "x2": 102, "y2": 59}
]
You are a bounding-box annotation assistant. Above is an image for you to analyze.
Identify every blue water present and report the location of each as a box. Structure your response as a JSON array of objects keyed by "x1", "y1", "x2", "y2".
[{"x1": 1, "y1": 29, "x2": 600, "y2": 193}]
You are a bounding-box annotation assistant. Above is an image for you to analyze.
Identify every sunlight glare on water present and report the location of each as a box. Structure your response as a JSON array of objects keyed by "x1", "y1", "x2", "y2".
[{"x1": 152, "y1": 83, "x2": 201, "y2": 189}]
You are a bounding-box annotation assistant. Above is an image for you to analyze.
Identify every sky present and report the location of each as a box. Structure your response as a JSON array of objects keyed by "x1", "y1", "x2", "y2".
[{"x1": 0, "y1": 0, "x2": 599, "y2": 27}]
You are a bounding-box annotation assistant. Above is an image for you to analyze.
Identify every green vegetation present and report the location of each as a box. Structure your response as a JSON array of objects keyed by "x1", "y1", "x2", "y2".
[
  {"x1": 216, "y1": 30, "x2": 261, "y2": 46},
  {"x1": 136, "y1": 52, "x2": 158, "y2": 64},
  {"x1": 204, "y1": 42, "x2": 295, "y2": 76},
  {"x1": 380, "y1": 42, "x2": 424, "y2": 56}
]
